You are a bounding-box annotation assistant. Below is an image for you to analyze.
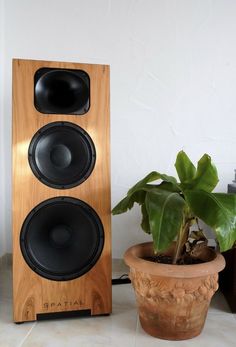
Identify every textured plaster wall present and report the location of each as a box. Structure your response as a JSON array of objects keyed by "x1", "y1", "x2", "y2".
[{"x1": 0, "y1": 0, "x2": 236, "y2": 257}]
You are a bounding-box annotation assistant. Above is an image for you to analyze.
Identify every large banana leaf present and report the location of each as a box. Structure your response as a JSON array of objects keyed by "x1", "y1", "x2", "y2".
[
  {"x1": 175, "y1": 150, "x2": 196, "y2": 183},
  {"x1": 112, "y1": 171, "x2": 180, "y2": 215},
  {"x1": 190, "y1": 154, "x2": 219, "y2": 192},
  {"x1": 145, "y1": 190, "x2": 187, "y2": 253},
  {"x1": 111, "y1": 190, "x2": 145, "y2": 215},
  {"x1": 127, "y1": 171, "x2": 180, "y2": 195},
  {"x1": 141, "y1": 203, "x2": 151, "y2": 234},
  {"x1": 185, "y1": 190, "x2": 236, "y2": 251},
  {"x1": 176, "y1": 153, "x2": 219, "y2": 192}
]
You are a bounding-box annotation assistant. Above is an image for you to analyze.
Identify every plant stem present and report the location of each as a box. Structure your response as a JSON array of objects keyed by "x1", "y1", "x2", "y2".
[
  {"x1": 172, "y1": 219, "x2": 191, "y2": 264},
  {"x1": 196, "y1": 218, "x2": 201, "y2": 231}
]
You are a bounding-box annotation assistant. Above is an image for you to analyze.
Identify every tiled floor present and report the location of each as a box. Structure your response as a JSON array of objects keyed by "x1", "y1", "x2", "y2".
[{"x1": 0, "y1": 261, "x2": 236, "y2": 347}]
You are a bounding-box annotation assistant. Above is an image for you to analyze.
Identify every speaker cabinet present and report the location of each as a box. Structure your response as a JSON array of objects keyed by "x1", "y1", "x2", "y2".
[{"x1": 12, "y1": 59, "x2": 111, "y2": 322}]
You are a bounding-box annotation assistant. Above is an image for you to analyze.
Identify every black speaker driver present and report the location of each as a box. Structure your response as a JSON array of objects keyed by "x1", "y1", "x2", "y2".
[
  {"x1": 34, "y1": 68, "x2": 90, "y2": 115},
  {"x1": 28, "y1": 122, "x2": 96, "y2": 189},
  {"x1": 20, "y1": 197, "x2": 104, "y2": 281}
]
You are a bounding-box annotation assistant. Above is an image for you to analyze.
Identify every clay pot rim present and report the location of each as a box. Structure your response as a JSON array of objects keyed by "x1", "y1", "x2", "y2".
[{"x1": 124, "y1": 242, "x2": 225, "y2": 278}]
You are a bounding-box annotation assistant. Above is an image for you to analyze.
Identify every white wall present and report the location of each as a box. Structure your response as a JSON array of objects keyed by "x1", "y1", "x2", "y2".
[
  {"x1": 1, "y1": 0, "x2": 236, "y2": 258},
  {"x1": 0, "y1": 0, "x2": 6, "y2": 256}
]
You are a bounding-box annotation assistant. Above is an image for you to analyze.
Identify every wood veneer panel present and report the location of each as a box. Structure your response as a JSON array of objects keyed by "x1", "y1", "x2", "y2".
[{"x1": 12, "y1": 59, "x2": 111, "y2": 322}]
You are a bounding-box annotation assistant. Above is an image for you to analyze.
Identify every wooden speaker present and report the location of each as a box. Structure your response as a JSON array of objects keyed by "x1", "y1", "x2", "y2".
[{"x1": 12, "y1": 59, "x2": 111, "y2": 322}]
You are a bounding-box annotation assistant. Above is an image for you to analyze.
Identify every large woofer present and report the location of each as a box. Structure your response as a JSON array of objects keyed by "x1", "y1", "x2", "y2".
[
  {"x1": 20, "y1": 197, "x2": 104, "y2": 281},
  {"x1": 28, "y1": 122, "x2": 96, "y2": 189},
  {"x1": 34, "y1": 68, "x2": 90, "y2": 114}
]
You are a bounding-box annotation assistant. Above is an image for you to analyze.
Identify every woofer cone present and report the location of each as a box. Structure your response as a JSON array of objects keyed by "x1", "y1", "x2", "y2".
[
  {"x1": 34, "y1": 68, "x2": 90, "y2": 115},
  {"x1": 20, "y1": 197, "x2": 104, "y2": 281},
  {"x1": 28, "y1": 122, "x2": 96, "y2": 189}
]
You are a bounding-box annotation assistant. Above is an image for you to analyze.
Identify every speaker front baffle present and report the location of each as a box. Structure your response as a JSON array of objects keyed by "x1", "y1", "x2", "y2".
[{"x1": 12, "y1": 59, "x2": 111, "y2": 322}]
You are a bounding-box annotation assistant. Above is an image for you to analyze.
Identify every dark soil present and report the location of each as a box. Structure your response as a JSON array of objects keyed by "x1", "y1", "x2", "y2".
[{"x1": 143, "y1": 254, "x2": 205, "y2": 265}]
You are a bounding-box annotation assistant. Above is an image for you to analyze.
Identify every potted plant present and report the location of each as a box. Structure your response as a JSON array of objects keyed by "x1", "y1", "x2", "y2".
[{"x1": 112, "y1": 151, "x2": 236, "y2": 340}]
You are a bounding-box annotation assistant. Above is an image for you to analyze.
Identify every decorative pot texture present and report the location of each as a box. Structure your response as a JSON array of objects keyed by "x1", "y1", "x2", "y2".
[{"x1": 124, "y1": 242, "x2": 225, "y2": 340}]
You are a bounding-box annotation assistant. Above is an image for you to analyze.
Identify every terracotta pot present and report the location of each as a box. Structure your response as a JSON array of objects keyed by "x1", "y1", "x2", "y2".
[{"x1": 124, "y1": 242, "x2": 225, "y2": 340}]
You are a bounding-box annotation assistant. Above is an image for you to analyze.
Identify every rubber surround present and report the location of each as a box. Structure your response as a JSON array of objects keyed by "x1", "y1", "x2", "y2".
[
  {"x1": 28, "y1": 121, "x2": 96, "y2": 189},
  {"x1": 20, "y1": 197, "x2": 104, "y2": 281}
]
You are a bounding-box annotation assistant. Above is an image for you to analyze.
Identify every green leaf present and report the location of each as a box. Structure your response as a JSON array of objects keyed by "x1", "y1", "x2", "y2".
[
  {"x1": 192, "y1": 154, "x2": 219, "y2": 192},
  {"x1": 145, "y1": 190, "x2": 187, "y2": 253},
  {"x1": 111, "y1": 182, "x2": 180, "y2": 216},
  {"x1": 160, "y1": 174, "x2": 180, "y2": 187},
  {"x1": 184, "y1": 190, "x2": 236, "y2": 251},
  {"x1": 127, "y1": 171, "x2": 161, "y2": 196},
  {"x1": 112, "y1": 190, "x2": 146, "y2": 215},
  {"x1": 112, "y1": 171, "x2": 181, "y2": 215},
  {"x1": 181, "y1": 154, "x2": 219, "y2": 192},
  {"x1": 141, "y1": 203, "x2": 151, "y2": 234},
  {"x1": 128, "y1": 171, "x2": 179, "y2": 195},
  {"x1": 175, "y1": 151, "x2": 196, "y2": 183},
  {"x1": 111, "y1": 195, "x2": 134, "y2": 215},
  {"x1": 148, "y1": 181, "x2": 181, "y2": 192}
]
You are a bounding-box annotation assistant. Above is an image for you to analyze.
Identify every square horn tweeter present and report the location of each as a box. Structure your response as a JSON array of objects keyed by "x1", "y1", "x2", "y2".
[
  {"x1": 34, "y1": 68, "x2": 90, "y2": 115},
  {"x1": 12, "y1": 59, "x2": 111, "y2": 323}
]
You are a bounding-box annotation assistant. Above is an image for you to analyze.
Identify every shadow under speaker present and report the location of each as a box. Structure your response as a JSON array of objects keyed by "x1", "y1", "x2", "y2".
[{"x1": 12, "y1": 59, "x2": 111, "y2": 322}]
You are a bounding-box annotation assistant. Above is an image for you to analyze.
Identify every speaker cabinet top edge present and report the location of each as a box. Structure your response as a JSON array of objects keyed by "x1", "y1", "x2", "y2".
[
  {"x1": 12, "y1": 58, "x2": 110, "y2": 70},
  {"x1": 12, "y1": 58, "x2": 110, "y2": 118}
]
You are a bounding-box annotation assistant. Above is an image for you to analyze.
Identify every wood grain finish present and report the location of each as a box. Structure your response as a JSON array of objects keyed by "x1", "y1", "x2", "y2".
[{"x1": 12, "y1": 59, "x2": 111, "y2": 322}]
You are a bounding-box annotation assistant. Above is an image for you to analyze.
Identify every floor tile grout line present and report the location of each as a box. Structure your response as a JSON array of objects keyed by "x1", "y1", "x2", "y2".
[{"x1": 17, "y1": 321, "x2": 37, "y2": 347}]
